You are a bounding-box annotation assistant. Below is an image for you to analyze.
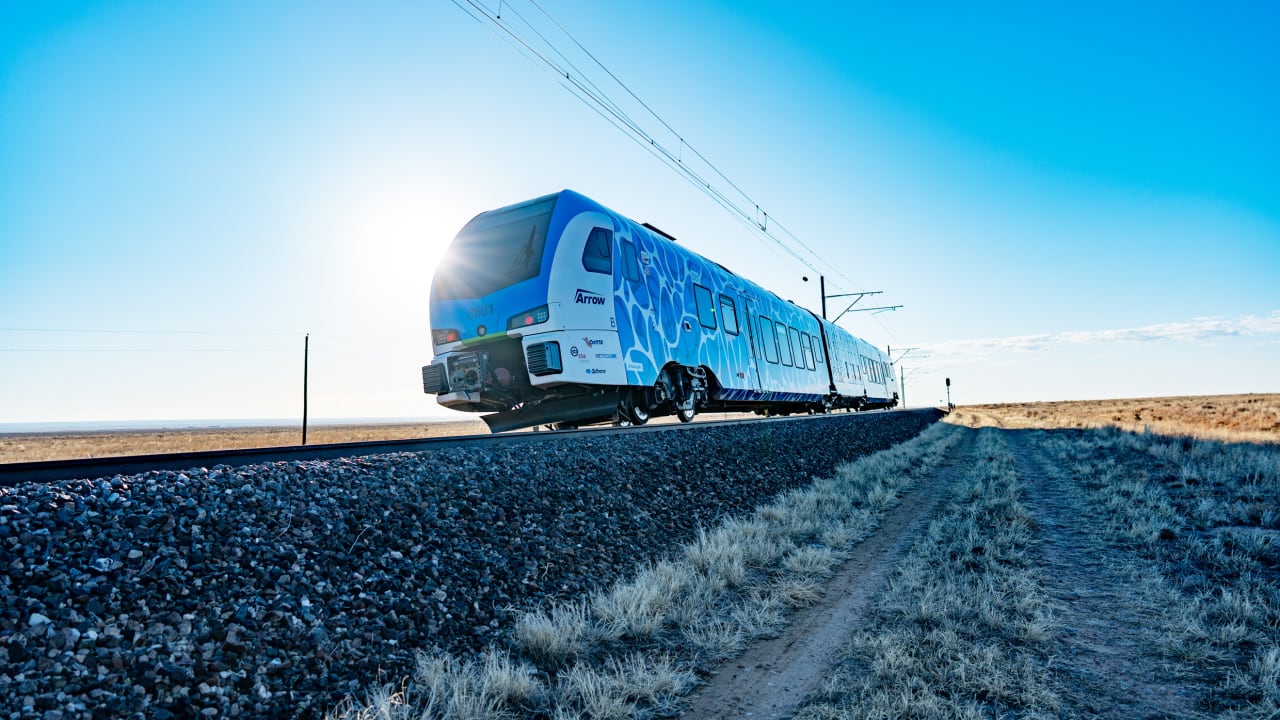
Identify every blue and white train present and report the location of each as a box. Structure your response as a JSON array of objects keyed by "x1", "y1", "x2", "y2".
[{"x1": 422, "y1": 190, "x2": 897, "y2": 432}]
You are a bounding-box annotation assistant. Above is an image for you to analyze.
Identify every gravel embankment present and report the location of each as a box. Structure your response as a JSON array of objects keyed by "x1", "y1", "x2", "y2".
[{"x1": 1, "y1": 410, "x2": 940, "y2": 719}]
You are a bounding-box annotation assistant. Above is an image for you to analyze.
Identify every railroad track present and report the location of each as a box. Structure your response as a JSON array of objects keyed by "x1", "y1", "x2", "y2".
[{"x1": 0, "y1": 411, "x2": 894, "y2": 486}]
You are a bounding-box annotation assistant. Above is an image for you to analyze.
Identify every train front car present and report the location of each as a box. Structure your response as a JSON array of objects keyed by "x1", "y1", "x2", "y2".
[{"x1": 422, "y1": 191, "x2": 627, "y2": 432}]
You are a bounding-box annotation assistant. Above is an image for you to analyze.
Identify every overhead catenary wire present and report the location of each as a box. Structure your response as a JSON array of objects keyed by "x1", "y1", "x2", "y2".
[
  {"x1": 450, "y1": 0, "x2": 869, "y2": 297},
  {"x1": 0, "y1": 328, "x2": 420, "y2": 355},
  {"x1": 450, "y1": 0, "x2": 811, "y2": 276},
  {"x1": 0, "y1": 327, "x2": 299, "y2": 336},
  {"x1": 522, "y1": 0, "x2": 838, "y2": 277}
]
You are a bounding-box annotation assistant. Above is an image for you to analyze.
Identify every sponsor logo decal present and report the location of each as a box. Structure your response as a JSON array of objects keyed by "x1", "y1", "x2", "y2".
[
  {"x1": 595, "y1": 353, "x2": 617, "y2": 359},
  {"x1": 625, "y1": 362, "x2": 643, "y2": 372},
  {"x1": 586, "y1": 368, "x2": 607, "y2": 375},
  {"x1": 574, "y1": 289, "x2": 606, "y2": 305},
  {"x1": 569, "y1": 346, "x2": 579, "y2": 357},
  {"x1": 582, "y1": 337, "x2": 604, "y2": 347}
]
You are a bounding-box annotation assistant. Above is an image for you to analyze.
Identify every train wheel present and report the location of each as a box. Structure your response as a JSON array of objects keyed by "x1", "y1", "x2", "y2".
[
  {"x1": 623, "y1": 389, "x2": 651, "y2": 426},
  {"x1": 676, "y1": 404, "x2": 696, "y2": 423},
  {"x1": 629, "y1": 402, "x2": 651, "y2": 426}
]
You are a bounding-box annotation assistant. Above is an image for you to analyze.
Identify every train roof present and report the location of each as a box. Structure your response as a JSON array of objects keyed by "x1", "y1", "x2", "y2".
[{"x1": 554, "y1": 189, "x2": 879, "y2": 348}]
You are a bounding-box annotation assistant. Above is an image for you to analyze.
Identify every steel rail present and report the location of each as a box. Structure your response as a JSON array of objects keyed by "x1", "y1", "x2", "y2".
[{"x1": 0, "y1": 411, "x2": 915, "y2": 487}]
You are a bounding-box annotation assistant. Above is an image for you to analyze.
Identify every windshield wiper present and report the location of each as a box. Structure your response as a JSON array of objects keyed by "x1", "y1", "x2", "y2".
[{"x1": 505, "y1": 226, "x2": 537, "y2": 280}]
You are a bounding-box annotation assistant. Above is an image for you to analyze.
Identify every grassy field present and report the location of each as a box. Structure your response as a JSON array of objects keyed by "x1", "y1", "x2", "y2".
[
  {"x1": 328, "y1": 394, "x2": 1279, "y2": 719},
  {"x1": 0, "y1": 421, "x2": 488, "y2": 463},
  {"x1": 963, "y1": 392, "x2": 1280, "y2": 443},
  {"x1": 799, "y1": 395, "x2": 1280, "y2": 719}
]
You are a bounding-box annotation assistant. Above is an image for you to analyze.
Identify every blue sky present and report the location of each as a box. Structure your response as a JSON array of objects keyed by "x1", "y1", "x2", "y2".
[{"x1": 2, "y1": 0, "x2": 1277, "y2": 425}]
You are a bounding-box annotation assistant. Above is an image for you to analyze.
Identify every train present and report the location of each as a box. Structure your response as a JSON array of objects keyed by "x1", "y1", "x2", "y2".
[{"x1": 422, "y1": 190, "x2": 897, "y2": 432}]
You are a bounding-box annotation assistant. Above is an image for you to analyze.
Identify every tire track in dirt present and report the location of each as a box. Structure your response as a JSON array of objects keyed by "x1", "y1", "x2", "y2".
[
  {"x1": 1006, "y1": 430, "x2": 1199, "y2": 719},
  {"x1": 678, "y1": 427, "x2": 977, "y2": 719}
]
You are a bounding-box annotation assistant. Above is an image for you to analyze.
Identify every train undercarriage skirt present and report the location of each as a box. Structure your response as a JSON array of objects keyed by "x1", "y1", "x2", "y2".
[{"x1": 482, "y1": 390, "x2": 621, "y2": 433}]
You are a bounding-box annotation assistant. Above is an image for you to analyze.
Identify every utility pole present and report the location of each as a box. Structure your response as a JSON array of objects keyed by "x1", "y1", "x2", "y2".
[
  {"x1": 302, "y1": 333, "x2": 310, "y2": 445},
  {"x1": 888, "y1": 346, "x2": 920, "y2": 410}
]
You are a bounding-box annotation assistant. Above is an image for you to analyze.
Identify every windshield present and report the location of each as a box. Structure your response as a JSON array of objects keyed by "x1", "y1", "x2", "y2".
[{"x1": 432, "y1": 195, "x2": 556, "y2": 301}]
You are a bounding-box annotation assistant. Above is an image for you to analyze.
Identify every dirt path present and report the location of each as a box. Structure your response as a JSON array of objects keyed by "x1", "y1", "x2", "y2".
[
  {"x1": 1005, "y1": 430, "x2": 1200, "y2": 719},
  {"x1": 678, "y1": 428, "x2": 977, "y2": 719}
]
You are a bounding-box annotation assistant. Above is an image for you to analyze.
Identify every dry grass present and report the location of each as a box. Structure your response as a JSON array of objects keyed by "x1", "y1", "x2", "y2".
[
  {"x1": 0, "y1": 421, "x2": 488, "y2": 463},
  {"x1": 795, "y1": 395, "x2": 1279, "y2": 719},
  {"x1": 961, "y1": 393, "x2": 1280, "y2": 443},
  {"x1": 952, "y1": 395, "x2": 1280, "y2": 717},
  {"x1": 1035, "y1": 425, "x2": 1280, "y2": 717},
  {"x1": 796, "y1": 429, "x2": 1063, "y2": 720}
]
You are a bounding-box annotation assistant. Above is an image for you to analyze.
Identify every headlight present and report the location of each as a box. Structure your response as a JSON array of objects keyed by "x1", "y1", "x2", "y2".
[{"x1": 507, "y1": 305, "x2": 549, "y2": 330}]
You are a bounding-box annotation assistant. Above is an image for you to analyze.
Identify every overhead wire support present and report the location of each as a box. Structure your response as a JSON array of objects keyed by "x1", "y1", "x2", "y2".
[
  {"x1": 857, "y1": 305, "x2": 904, "y2": 316},
  {"x1": 827, "y1": 290, "x2": 889, "y2": 324},
  {"x1": 887, "y1": 346, "x2": 920, "y2": 365}
]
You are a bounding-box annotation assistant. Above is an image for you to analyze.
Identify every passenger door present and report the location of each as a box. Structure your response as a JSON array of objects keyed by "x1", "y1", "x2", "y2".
[
  {"x1": 560, "y1": 225, "x2": 615, "y2": 331},
  {"x1": 613, "y1": 230, "x2": 659, "y2": 385},
  {"x1": 740, "y1": 294, "x2": 765, "y2": 391}
]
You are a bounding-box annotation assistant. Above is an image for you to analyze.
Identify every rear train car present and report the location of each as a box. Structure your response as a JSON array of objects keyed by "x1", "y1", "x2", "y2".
[{"x1": 818, "y1": 317, "x2": 898, "y2": 410}]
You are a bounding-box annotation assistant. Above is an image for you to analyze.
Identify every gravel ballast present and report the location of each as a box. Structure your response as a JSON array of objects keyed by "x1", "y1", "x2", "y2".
[{"x1": 1, "y1": 410, "x2": 940, "y2": 719}]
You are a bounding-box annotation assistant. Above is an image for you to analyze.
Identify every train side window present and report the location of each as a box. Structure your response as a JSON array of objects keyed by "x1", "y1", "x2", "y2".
[
  {"x1": 801, "y1": 332, "x2": 816, "y2": 370},
  {"x1": 788, "y1": 327, "x2": 804, "y2": 370},
  {"x1": 812, "y1": 335, "x2": 824, "y2": 365},
  {"x1": 582, "y1": 228, "x2": 613, "y2": 274},
  {"x1": 694, "y1": 284, "x2": 716, "y2": 329},
  {"x1": 719, "y1": 295, "x2": 739, "y2": 335},
  {"x1": 622, "y1": 241, "x2": 641, "y2": 283},
  {"x1": 776, "y1": 321, "x2": 793, "y2": 366},
  {"x1": 760, "y1": 315, "x2": 779, "y2": 363}
]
